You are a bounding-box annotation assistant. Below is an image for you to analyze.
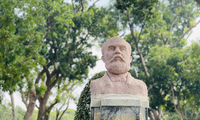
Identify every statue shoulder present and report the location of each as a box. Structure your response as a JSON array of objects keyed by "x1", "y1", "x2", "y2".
[
  {"x1": 90, "y1": 73, "x2": 108, "y2": 85},
  {"x1": 90, "y1": 77, "x2": 102, "y2": 85},
  {"x1": 135, "y1": 78, "x2": 147, "y2": 87},
  {"x1": 128, "y1": 74, "x2": 148, "y2": 95},
  {"x1": 128, "y1": 74, "x2": 146, "y2": 86},
  {"x1": 90, "y1": 75, "x2": 105, "y2": 88}
]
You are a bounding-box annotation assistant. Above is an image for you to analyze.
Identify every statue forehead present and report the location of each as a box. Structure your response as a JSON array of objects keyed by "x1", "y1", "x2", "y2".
[
  {"x1": 102, "y1": 37, "x2": 131, "y2": 53},
  {"x1": 103, "y1": 37, "x2": 128, "y2": 47}
]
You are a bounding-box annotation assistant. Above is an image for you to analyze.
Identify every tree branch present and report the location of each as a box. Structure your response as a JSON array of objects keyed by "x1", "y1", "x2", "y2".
[
  {"x1": 196, "y1": 0, "x2": 200, "y2": 5},
  {"x1": 119, "y1": 31, "x2": 126, "y2": 37},
  {"x1": 171, "y1": 84, "x2": 182, "y2": 118},
  {"x1": 35, "y1": 69, "x2": 45, "y2": 84},
  {"x1": 50, "y1": 69, "x2": 57, "y2": 78},
  {"x1": 45, "y1": 99, "x2": 58, "y2": 115},
  {"x1": 35, "y1": 62, "x2": 51, "y2": 84},
  {"x1": 36, "y1": 104, "x2": 39, "y2": 109},
  {"x1": 170, "y1": 20, "x2": 200, "y2": 48},
  {"x1": 44, "y1": 64, "x2": 53, "y2": 87},
  {"x1": 165, "y1": 0, "x2": 183, "y2": 45},
  {"x1": 53, "y1": 40, "x2": 58, "y2": 70},
  {"x1": 71, "y1": 0, "x2": 76, "y2": 15},
  {"x1": 189, "y1": 100, "x2": 197, "y2": 120},
  {"x1": 66, "y1": 41, "x2": 82, "y2": 66},
  {"x1": 81, "y1": 0, "x2": 84, "y2": 12},
  {"x1": 50, "y1": 76, "x2": 62, "y2": 90},
  {"x1": 58, "y1": 100, "x2": 69, "y2": 120},
  {"x1": 56, "y1": 109, "x2": 60, "y2": 120},
  {"x1": 184, "y1": 108, "x2": 188, "y2": 120},
  {"x1": 21, "y1": 92, "x2": 28, "y2": 108},
  {"x1": 161, "y1": 33, "x2": 166, "y2": 44},
  {"x1": 126, "y1": 11, "x2": 150, "y2": 77},
  {"x1": 185, "y1": 31, "x2": 192, "y2": 40},
  {"x1": 137, "y1": 21, "x2": 146, "y2": 42},
  {"x1": 43, "y1": 32, "x2": 48, "y2": 39},
  {"x1": 88, "y1": 0, "x2": 100, "y2": 11},
  {"x1": 0, "y1": 17, "x2": 9, "y2": 29},
  {"x1": 169, "y1": 0, "x2": 182, "y2": 11},
  {"x1": 44, "y1": 65, "x2": 50, "y2": 79}
]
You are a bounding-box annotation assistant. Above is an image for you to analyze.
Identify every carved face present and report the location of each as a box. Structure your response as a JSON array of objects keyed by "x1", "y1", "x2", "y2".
[{"x1": 102, "y1": 37, "x2": 132, "y2": 74}]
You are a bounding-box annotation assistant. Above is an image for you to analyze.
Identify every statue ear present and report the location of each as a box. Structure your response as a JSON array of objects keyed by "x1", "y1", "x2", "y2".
[{"x1": 101, "y1": 56, "x2": 105, "y2": 63}]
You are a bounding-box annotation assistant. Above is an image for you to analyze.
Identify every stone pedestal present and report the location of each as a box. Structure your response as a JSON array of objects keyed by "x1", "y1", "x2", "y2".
[{"x1": 91, "y1": 96, "x2": 149, "y2": 120}]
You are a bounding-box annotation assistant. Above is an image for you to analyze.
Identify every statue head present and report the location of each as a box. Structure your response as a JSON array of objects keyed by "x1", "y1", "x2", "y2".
[{"x1": 101, "y1": 37, "x2": 132, "y2": 75}]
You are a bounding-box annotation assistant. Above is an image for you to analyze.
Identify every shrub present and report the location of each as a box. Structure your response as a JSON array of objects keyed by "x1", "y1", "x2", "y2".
[{"x1": 74, "y1": 71, "x2": 106, "y2": 120}]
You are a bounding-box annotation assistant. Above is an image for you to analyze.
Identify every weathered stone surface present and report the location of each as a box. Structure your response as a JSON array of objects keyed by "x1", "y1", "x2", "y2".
[
  {"x1": 91, "y1": 97, "x2": 148, "y2": 120},
  {"x1": 90, "y1": 37, "x2": 149, "y2": 120},
  {"x1": 101, "y1": 106, "x2": 140, "y2": 120},
  {"x1": 91, "y1": 106, "x2": 148, "y2": 120},
  {"x1": 90, "y1": 37, "x2": 148, "y2": 98}
]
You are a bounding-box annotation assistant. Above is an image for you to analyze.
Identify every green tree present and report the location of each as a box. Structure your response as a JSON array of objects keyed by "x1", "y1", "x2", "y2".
[
  {"x1": 75, "y1": 1, "x2": 200, "y2": 120},
  {"x1": 0, "y1": 104, "x2": 12, "y2": 120},
  {"x1": 0, "y1": 0, "x2": 45, "y2": 93},
  {"x1": 145, "y1": 43, "x2": 200, "y2": 120},
  {"x1": 113, "y1": 0, "x2": 200, "y2": 119},
  {"x1": 163, "y1": 107, "x2": 200, "y2": 120},
  {"x1": 16, "y1": 106, "x2": 26, "y2": 120},
  {"x1": 1, "y1": 0, "x2": 119, "y2": 120},
  {"x1": 0, "y1": 104, "x2": 27, "y2": 120},
  {"x1": 14, "y1": 0, "x2": 120, "y2": 120},
  {"x1": 49, "y1": 109, "x2": 76, "y2": 120},
  {"x1": 0, "y1": 0, "x2": 46, "y2": 119}
]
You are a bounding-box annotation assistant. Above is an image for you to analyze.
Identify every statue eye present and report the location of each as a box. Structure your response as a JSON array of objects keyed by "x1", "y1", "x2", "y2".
[
  {"x1": 120, "y1": 46, "x2": 126, "y2": 51},
  {"x1": 108, "y1": 46, "x2": 115, "y2": 51}
]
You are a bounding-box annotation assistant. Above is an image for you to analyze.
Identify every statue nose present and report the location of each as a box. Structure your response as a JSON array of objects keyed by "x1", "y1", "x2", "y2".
[{"x1": 114, "y1": 47, "x2": 121, "y2": 54}]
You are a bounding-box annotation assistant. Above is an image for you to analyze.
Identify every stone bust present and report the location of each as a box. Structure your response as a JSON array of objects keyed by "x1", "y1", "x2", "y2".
[{"x1": 90, "y1": 37, "x2": 148, "y2": 98}]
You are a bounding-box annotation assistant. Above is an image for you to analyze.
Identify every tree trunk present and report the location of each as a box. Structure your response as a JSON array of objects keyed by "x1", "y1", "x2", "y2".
[
  {"x1": 196, "y1": 0, "x2": 200, "y2": 5},
  {"x1": 23, "y1": 89, "x2": 38, "y2": 120},
  {"x1": 10, "y1": 93, "x2": 17, "y2": 120},
  {"x1": 37, "y1": 89, "x2": 51, "y2": 120},
  {"x1": 149, "y1": 109, "x2": 163, "y2": 120},
  {"x1": 44, "y1": 111, "x2": 50, "y2": 120}
]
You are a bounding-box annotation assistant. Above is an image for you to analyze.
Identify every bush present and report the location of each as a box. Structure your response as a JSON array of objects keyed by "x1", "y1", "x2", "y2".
[{"x1": 74, "y1": 71, "x2": 106, "y2": 120}]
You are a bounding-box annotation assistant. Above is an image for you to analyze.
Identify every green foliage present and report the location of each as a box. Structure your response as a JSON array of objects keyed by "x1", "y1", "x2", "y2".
[
  {"x1": 141, "y1": 42, "x2": 200, "y2": 118},
  {"x1": 163, "y1": 108, "x2": 200, "y2": 120},
  {"x1": 35, "y1": 82, "x2": 47, "y2": 98},
  {"x1": 0, "y1": 0, "x2": 46, "y2": 93},
  {"x1": 16, "y1": 106, "x2": 26, "y2": 120},
  {"x1": 115, "y1": 0, "x2": 158, "y2": 23},
  {"x1": 0, "y1": 104, "x2": 75, "y2": 120},
  {"x1": 74, "y1": 71, "x2": 106, "y2": 120},
  {"x1": 0, "y1": 105, "x2": 26, "y2": 120},
  {"x1": 49, "y1": 109, "x2": 76, "y2": 120},
  {"x1": 1, "y1": 0, "x2": 122, "y2": 119},
  {"x1": 122, "y1": 0, "x2": 200, "y2": 118}
]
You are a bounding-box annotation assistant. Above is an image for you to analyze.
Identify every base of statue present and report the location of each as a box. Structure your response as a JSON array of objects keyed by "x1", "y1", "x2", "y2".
[{"x1": 90, "y1": 96, "x2": 149, "y2": 120}]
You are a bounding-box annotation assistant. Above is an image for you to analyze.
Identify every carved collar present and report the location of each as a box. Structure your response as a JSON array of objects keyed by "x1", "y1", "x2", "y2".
[{"x1": 106, "y1": 72, "x2": 128, "y2": 82}]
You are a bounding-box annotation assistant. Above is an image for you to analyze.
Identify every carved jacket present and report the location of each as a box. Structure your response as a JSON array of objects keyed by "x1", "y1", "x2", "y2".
[{"x1": 90, "y1": 72, "x2": 148, "y2": 96}]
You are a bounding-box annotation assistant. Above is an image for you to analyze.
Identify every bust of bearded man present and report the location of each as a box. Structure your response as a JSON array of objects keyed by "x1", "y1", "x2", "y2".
[{"x1": 90, "y1": 37, "x2": 148, "y2": 99}]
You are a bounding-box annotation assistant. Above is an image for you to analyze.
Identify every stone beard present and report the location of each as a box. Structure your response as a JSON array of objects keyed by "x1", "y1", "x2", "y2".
[{"x1": 105, "y1": 55, "x2": 130, "y2": 74}]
